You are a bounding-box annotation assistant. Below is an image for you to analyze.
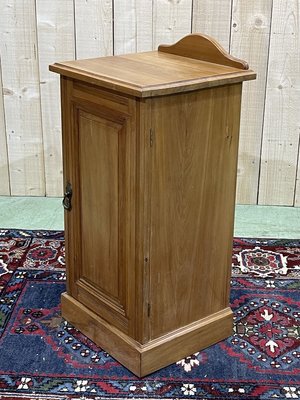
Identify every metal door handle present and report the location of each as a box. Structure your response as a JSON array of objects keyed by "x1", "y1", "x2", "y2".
[{"x1": 63, "y1": 182, "x2": 72, "y2": 211}]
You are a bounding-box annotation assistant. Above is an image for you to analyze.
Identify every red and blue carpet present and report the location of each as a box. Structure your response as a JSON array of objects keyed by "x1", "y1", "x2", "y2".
[{"x1": 0, "y1": 229, "x2": 299, "y2": 399}]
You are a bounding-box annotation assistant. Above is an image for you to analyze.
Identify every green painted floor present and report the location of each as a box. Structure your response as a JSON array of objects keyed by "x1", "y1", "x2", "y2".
[{"x1": 0, "y1": 196, "x2": 299, "y2": 238}]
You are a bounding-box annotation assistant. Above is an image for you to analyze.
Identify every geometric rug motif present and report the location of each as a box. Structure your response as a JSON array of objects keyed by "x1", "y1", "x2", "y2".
[{"x1": 0, "y1": 230, "x2": 299, "y2": 399}]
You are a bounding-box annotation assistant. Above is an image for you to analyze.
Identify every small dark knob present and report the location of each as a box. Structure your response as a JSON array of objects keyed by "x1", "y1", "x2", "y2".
[{"x1": 63, "y1": 182, "x2": 72, "y2": 211}]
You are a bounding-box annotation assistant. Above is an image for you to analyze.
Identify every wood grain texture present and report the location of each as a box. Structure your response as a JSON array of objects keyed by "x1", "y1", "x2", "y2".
[
  {"x1": 0, "y1": 3, "x2": 299, "y2": 205},
  {"x1": 140, "y1": 308, "x2": 233, "y2": 376},
  {"x1": 61, "y1": 293, "x2": 142, "y2": 376},
  {"x1": 258, "y1": 0, "x2": 300, "y2": 206},
  {"x1": 135, "y1": 98, "x2": 152, "y2": 344},
  {"x1": 113, "y1": 1, "x2": 136, "y2": 55},
  {"x1": 159, "y1": 33, "x2": 249, "y2": 69},
  {"x1": 77, "y1": 109, "x2": 128, "y2": 325},
  {"x1": 231, "y1": 0, "x2": 273, "y2": 204},
  {"x1": 135, "y1": 1, "x2": 154, "y2": 52},
  {"x1": 0, "y1": 0, "x2": 45, "y2": 195},
  {"x1": 79, "y1": 111, "x2": 119, "y2": 298},
  {"x1": 75, "y1": 0, "x2": 113, "y2": 59},
  {"x1": 50, "y1": 48, "x2": 255, "y2": 98},
  {"x1": 0, "y1": 60, "x2": 10, "y2": 195},
  {"x1": 56, "y1": 35, "x2": 253, "y2": 374},
  {"x1": 153, "y1": 0, "x2": 193, "y2": 48},
  {"x1": 192, "y1": 0, "x2": 232, "y2": 51},
  {"x1": 61, "y1": 80, "x2": 138, "y2": 334},
  {"x1": 114, "y1": 0, "x2": 153, "y2": 54},
  {"x1": 36, "y1": 0, "x2": 75, "y2": 196},
  {"x1": 62, "y1": 292, "x2": 233, "y2": 377},
  {"x1": 149, "y1": 84, "x2": 243, "y2": 338}
]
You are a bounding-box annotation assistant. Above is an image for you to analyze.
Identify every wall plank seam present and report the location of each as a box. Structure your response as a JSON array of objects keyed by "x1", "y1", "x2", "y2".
[
  {"x1": 293, "y1": 134, "x2": 300, "y2": 206},
  {"x1": 256, "y1": 0, "x2": 274, "y2": 204},
  {"x1": 0, "y1": 0, "x2": 299, "y2": 206},
  {"x1": 73, "y1": 0, "x2": 78, "y2": 59},
  {"x1": 34, "y1": 0, "x2": 47, "y2": 196},
  {"x1": 228, "y1": 0, "x2": 234, "y2": 53},
  {"x1": 0, "y1": 56, "x2": 10, "y2": 195}
]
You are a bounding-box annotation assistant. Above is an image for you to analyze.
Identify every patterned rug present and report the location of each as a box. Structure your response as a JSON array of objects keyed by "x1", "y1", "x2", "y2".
[{"x1": 0, "y1": 229, "x2": 299, "y2": 400}]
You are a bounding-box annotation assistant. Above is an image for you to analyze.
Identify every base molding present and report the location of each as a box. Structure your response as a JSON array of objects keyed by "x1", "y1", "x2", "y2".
[{"x1": 61, "y1": 293, "x2": 233, "y2": 377}]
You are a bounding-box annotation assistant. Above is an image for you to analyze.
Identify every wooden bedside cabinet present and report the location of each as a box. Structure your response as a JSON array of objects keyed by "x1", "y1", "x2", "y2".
[{"x1": 50, "y1": 33, "x2": 256, "y2": 377}]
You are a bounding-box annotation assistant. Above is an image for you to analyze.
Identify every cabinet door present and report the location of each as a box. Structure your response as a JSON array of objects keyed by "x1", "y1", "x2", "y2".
[{"x1": 61, "y1": 79, "x2": 136, "y2": 334}]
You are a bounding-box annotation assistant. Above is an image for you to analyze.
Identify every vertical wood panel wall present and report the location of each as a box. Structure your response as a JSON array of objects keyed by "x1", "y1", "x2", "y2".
[{"x1": 0, "y1": 0, "x2": 299, "y2": 206}]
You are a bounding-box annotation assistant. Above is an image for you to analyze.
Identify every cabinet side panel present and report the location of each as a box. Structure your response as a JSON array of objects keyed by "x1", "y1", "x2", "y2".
[{"x1": 149, "y1": 84, "x2": 242, "y2": 339}]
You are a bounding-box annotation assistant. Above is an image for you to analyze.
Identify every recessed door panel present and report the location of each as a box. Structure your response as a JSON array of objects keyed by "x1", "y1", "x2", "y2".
[
  {"x1": 76, "y1": 110, "x2": 129, "y2": 327},
  {"x1": 79, "y1": 112, "x2": 120, "y2": 298}
]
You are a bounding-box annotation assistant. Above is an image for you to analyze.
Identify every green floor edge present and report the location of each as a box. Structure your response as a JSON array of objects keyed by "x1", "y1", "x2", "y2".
[{"x1": 0, "y1": 196, "x2": 300, "y2": 238}]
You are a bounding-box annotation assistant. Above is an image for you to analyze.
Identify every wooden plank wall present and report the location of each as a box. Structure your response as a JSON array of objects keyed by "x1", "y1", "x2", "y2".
[{"x1": 0, "y1": 0, "x2": 299, "y2": 206}]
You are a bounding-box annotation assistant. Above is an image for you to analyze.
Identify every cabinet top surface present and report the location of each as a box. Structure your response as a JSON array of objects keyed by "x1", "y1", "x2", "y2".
[{"x1": 50, "y1": 34, "x2": 256, "y2": 97}]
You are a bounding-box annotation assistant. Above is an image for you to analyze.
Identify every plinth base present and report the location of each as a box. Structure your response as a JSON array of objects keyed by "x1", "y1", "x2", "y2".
[{"x1": 61, "y1": 293, "x2": 233, "y2": 377}]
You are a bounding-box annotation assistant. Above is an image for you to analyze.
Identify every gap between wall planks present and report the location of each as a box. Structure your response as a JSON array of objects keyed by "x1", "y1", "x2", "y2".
[
  {"x1": 258, "y1": 0, "x2": 300, "y2": 206},
  {"x1": 0, "y1": 0, "x2": 299, "y2": 206},
  {"x1": 114, "y1": 0, "x2": 153, "y2": 54},
  {"x1": 0, "y1": 57, "x2": 10, "y2": 195},
  {"x1": 152, "y1": 0, "x2": 193, "y2": 49},
  {"x1": 192, "y1": 0, "x2": 232, "y2": 51},
  {"x1": 36, "y1": 0, "x2": 75, "y2": 197},
  {"x1": 0, "y1": 0, "x2": 45, "y2": 196},
  {"x1": 74, "y1": 0, "x2": 113, "y2": 59},
  {"x1": 230, "y1": 0, "x2": 273, "y2": 205}
]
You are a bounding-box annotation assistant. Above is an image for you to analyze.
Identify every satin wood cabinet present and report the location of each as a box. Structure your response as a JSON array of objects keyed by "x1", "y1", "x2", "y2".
[{"x1": 50, "y1": 34, "x2": 255, "y2": 377}]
